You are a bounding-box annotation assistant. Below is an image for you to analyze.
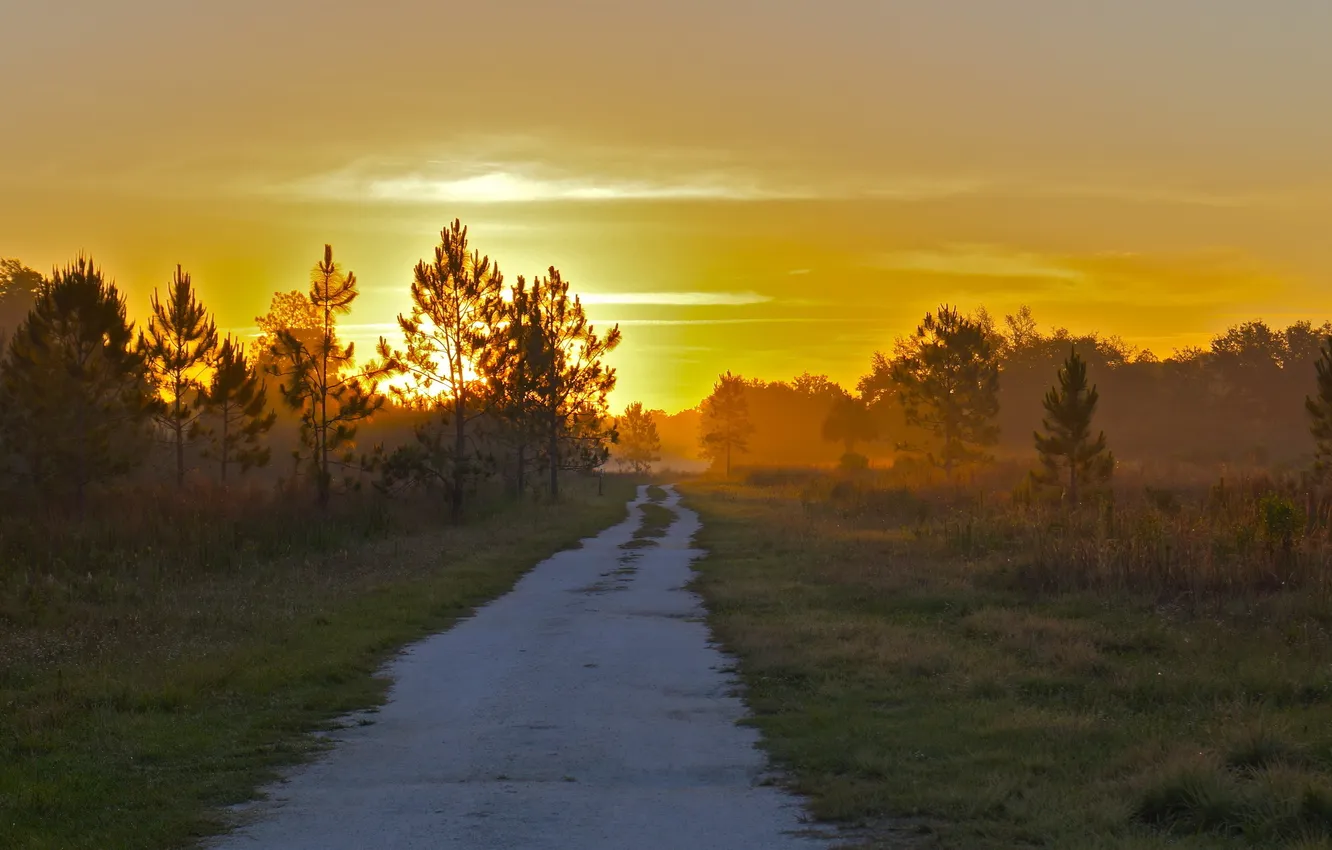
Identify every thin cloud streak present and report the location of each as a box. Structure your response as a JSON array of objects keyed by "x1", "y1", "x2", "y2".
[
  {"x1": 586, "y1": 317, "x2": 857, "y2": 326},
  {"x1": 871, "y1": 245, "x2": 1089, "y2": 284},
  {"x1": 256, "y1": 145, "x2": 1331, "y2": 211},
  {"x1": 578, "y1": 291, "x2": 772, "y2": 306}
]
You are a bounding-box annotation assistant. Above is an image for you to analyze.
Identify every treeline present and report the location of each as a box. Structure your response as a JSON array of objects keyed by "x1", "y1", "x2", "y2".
[
  {"x1": 0, "y1": 220, "x2": 624, "y2": 517},
  {"x1": 691, "y1": 304, "x2": 1332, "y2": 491}
]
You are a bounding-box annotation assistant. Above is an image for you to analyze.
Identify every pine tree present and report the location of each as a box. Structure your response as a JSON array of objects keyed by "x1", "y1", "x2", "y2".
[
  {"x1": 480, "y1": 274, "x2": 545, "y2": 494},
  {"x1": 0, "y1": 256, "x2": 154, "y2": 505},
  {"x1": 617, "y1": 402, "x2": 662, "y2": 474},
  {"x1": 528, "y1": 268, "x2": 621, "y2": 498},
  {"x1": 699, "y1": 371, "x2": 753, "y2": 478},
  {"x1": 268, "y1": 245, "x2": 385, "y2": 507},
  {"x1": 1306, "y1": 335, "x2": 1332, "y2": 478},
  {"x1": 198, "y1": 336, "x2": 276, "y2": 483},
  {"x1": 140, "y1": 265, "x2": 218, "y2": 487},
  {"x1": 1033, "y1": 346, "x2": 1114, "y2": 504},
  {"x1": 890, "y1": 305, "x2": 1000, "y2": 478},
  {"x1": 379, "y1": 220, "x2": 503, "y2": 519}
]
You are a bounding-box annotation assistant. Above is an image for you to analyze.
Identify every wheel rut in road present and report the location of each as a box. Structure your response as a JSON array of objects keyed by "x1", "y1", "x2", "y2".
[{"x1": 211, "y1": 484, "x2": 832, "y2": 850}]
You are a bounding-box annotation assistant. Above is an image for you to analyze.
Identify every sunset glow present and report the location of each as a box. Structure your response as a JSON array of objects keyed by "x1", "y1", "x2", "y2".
[{"x1": 6, "y1": 1, "x2": 1332, "y2": 412}]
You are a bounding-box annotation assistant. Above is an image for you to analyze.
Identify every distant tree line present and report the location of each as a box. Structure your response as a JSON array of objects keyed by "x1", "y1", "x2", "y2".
[
  {"x1": 0, "y1": 219, "x2": 630, "y2": 516},
  {"x1": 695, "y1": 303, "x2": 1332, "y2": 501}
]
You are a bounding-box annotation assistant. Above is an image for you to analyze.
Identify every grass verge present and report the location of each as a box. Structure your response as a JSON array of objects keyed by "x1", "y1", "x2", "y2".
[
  {"x1": 619, "y1": 493, "x2": 676, "y2": 551},
  {"x1": 2, "y1": 476, "x2": 636, "y2": 850},
  {"x1": 683, "y1": 480, "x2": 1332, "y2": 849}
]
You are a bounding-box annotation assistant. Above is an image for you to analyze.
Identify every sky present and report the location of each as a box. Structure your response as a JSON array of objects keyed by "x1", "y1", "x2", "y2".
[{"x1": 4, "y1": 1, "x2": 1332, "y2": 412}]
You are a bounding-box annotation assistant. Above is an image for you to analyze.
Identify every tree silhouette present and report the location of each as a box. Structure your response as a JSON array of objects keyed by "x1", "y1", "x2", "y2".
[
  {"x1": 0, "y1": 258, "x2": 43, "y2": 344},
  {"x1": 379, "y1": 220, "x2": 503, "y2": 519},
  {"x1": 140, "y1": 265, "x2": 218, "y2": 487},
  {"x1": 254, "y1": 289, "x2": 324, "y2": 375},
  {"x1": 268, "y1": 245, "x2": 385, "y2": 507},
  {"x1": 198, "y1": 335, "x2": 276, "y2": 483},
  {"x1": 480, "y1": 274, "x2": 545, "y2": 494},
  {"x1": 889, "y1": 305, "x2": 1000, "y2": 478},
  {"x1": 821, "y1": 393, "x2": 878, "y2": 456},
  {"x1": 699, "y1": 371, "x2": 753, "y2": 477},
  {"x1": 529, "y1": 268, "x2": 621, "y2": 498},
  {"x1": 616, "y1": 402, "x2": 662, "y2": 474},
  {"x1": 1033, "y1": 347, "x2": 1114, "y2": 504},
  {"x1": 0, "y1": 256, "x2": 154, "y2": 505},
  {"x1": 255, "y1": 290, "x2": 322, "y2": 348},
  {"x1": 1306, "y1": 336, "x2": 1332, "y2": 479}
]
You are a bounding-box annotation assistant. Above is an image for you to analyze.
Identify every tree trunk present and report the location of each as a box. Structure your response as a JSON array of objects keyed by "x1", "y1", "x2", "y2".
[
  {"x1": 220, "y1": 402, "x2": 230, "y2": 484},
  {"x1": 725, "y1": 441, "x2": 731, "y2": 478},
  {"x1": 943, "y1": 416, "x2": 956, "y2": 481},
  {"x1": 516, "y1": 442, "x2": 526, "y2": 495},
  {"x1": 319, "y1": 306, "x2": 331, "y2": 509},
  {"x1": 452, "y1": 391, "x2": 465, "y2": 520},
  {"x1": 317, "y1": 400, "x2": 329, "y2": 508},
  {"x1": 549, "y1": 408, "x2": 560, "y2": 498},
  {"x1": 1068, "y1": 460, "x2": 1078, "y2": 506},
  {"x1": 173, "y1": 382, "x2": 186, "y2": 489},
  {"x1": 175, "y1": 420, "x2": 185, "y2": 489}
]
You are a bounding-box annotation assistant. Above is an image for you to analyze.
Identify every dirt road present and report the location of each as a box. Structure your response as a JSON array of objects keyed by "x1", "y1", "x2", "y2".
[{"x1": 211, "y1": 485, "x2": 829, "y2": 849}]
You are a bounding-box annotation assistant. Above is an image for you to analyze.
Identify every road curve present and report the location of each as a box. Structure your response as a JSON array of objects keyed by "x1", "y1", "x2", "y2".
[{"x1": 211, "y1": 484, "x2": 829, "y2": 850}]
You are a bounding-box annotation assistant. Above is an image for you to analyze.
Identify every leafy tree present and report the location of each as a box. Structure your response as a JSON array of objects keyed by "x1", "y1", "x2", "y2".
[
  {"x1": 1210, "y1": 319, "x2": 1286, "y2": 415},
  {"x1": 699, "y1": 371, "x2": 753, "y2": 478},
  {"x1": 889, "y1": 304, "x2": 1000, "y2": 477},
  {"x1": 0, "y1": 258, "x2": 43, "y2": 343},
  {"x1": 791, "y1": 371, "x2": 843, "y2": 402},
  {"x1": 256, "y1": 290, "x2": 322, "y2": 349},
  {"x1": 529, "y1": 268, "x2": 621, "y2": 497},
  {"x1": 140, "y1": 265, "x2": 218, "y2": 487},
  {"x1": 198, "y1": 335, "x2": 276, "y2": 483},
  {"x1": 1033, "y1": 347, "x2": 1114, "y2": 504},
  {"x1": 0, "y1": 256, "x2": 154, "y2": 505},
  {"x1": 821, "y1": 393, "x2": 878, "y2": 455},
  {"x1": 254, "y1": 289, "x2": 324, "y2": 374},
  {"x1": 379, "y1": 220, "x2": 503, "y2": 518},
  {"x1": 616, "y1": 402, "x2": 661, "y2": 474},
  {"x1": 268, "y1": 245, "x2": 385, "y2": 507},
  {"x1": 1306, "y1": 336, "x2": 1332, "y2": 479}
]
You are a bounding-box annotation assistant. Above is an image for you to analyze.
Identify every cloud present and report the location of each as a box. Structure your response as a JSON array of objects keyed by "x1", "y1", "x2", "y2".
[
  {"x1": 585, "y1": 317, "x2": 854, "y2": 326},
  {"x1": 578, "y1": 291, "x2": 772, "y2": 306},
  {"x1": 259, "y1": 138, "x2": 992, "y2": 205},
  {"x1": 272, "y1": 153, "x2": 806, "y2": 204},
  {"x1": 871, "y1": 245, "x2": 1088, "y2": 284},
  {"x1": 868, "y1": 244, "x2": 1292, "y2": 308},
  {"x1": 247, "y1": 133, "x2": 1332, "y2": 212}
]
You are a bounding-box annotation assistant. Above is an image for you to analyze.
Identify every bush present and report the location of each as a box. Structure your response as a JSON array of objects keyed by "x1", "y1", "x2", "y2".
[{"x1": 837, "y1": 452, "x2": 869, "y2": 472}]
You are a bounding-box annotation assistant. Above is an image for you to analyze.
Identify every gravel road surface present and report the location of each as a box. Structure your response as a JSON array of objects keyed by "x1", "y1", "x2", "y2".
[{"x1": 211, "y1": 484, "x2": 829, "y2": 849}]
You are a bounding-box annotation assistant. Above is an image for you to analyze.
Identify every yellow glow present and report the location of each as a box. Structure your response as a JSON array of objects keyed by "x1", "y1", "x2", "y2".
[{"x1": 6, "y1": 3, "x2": 1332, "y2": 413}]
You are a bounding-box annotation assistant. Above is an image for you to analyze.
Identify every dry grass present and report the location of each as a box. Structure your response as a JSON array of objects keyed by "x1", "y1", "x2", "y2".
[
  {"x1": 0, "y1": 475, "x2": 637, "y2": 850},
  {"x1": 683, "y1": 477, "x2": 1332, "y2": 848},
  {"x1": 797, "y1": 469, "x2": 1332, "y2": 601}
]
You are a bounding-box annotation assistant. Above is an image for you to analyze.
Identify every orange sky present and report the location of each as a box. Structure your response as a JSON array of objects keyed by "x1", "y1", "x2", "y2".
[{"x1": 5, "y1": 1, "x2": 1332, "y2": 411}]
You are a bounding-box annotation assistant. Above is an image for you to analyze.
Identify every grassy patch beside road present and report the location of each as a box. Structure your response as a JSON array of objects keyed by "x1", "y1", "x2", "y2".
[
  {"x1": 2, "y1": 476, "x2": 636, "y2": 850},
  {"x1": 684, "y1": 481, "x2": 1332, "y2": 849}
]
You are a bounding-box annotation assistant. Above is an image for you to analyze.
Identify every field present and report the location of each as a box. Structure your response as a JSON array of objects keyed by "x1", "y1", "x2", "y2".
[
  {"x1": 683, "y1": 474, "x2": 1332, "y2": 849},
  {"x1": 1, "y1": 476, "x2": 637, "y2": 850}
]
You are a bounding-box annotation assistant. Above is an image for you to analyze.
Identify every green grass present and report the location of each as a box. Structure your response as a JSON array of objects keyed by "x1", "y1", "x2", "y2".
[
  {"x1": 682, "y1": 480, "x2": 1332, "y2": 849},
  {"x1": 622, "y1": 503, "x2": 675, "y2": 548},
  {"x1": 1, "y1": 475, "x2": 636, "y2": 850}
]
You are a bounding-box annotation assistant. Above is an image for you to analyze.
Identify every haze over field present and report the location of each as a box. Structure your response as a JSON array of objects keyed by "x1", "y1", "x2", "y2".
[{"x1": 5, "y1": 1, "x2": 1332, "y2": 411}]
